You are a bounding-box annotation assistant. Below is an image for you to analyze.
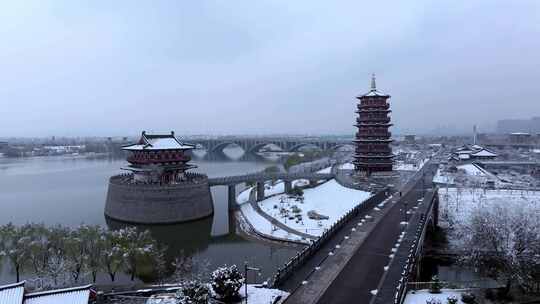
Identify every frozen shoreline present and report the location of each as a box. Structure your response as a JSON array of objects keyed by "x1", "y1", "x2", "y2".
[{"x1": 236, "y1": 168, "x2": 373, "y2": 243}]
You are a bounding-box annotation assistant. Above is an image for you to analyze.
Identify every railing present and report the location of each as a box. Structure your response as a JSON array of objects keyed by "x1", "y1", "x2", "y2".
[
  {"x1": 208, "y1": 172, "x2": 335, "y2": 186},
  {"x1": 407, "y1": 280, "x2": 500, "y2": 290},
  {"x1": 358, "y1": 103, "x2": 390, "y2": 109},
  {"x1": 127, "y1": 155, "x2": 190, "y2": 164},
  {"x1": 356, "y1": 132, "x2": 392, "y2": 138},
  {"x1": 356, "y1": 138, "x2": 393, "y2": 143},
  {"x1": 357, "y1": 117, "x2": 391, "y2": 123},
  {"x1": 357, "y1": 108, "x2": 391, "y2": 113},
  {"x1": 355, "y1": 153, "x2": 394, "y2": 158},
  {"x1": 109, "y1": 172, "x2": 208, "y2": 187},
  {"x1": 270, "y1": 188, "x2": 390, "y2": 288}
]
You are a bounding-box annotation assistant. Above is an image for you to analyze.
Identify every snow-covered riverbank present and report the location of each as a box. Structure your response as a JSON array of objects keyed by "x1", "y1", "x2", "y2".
[
  {"x1": 403, "y1": 289, "x2": 466, "y2": 304},
  {"x1": 237, "y1": 174, "x2": 372, "y2": 243},
  {"x1": 257, "y1": 180, "x2": 371, "y2": 237}
]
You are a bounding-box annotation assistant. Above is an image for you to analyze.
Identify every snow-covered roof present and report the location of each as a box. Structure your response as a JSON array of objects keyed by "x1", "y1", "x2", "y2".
[
  {"x1": 457, "y1": 163, "x2": 487, "y2": 176},
  {"x1": 361, "y1": 89, "x2": 389, "y2": 97},
  {"x1": 123, "y1": 131, "x2": 195, "y2": 151},
  {"x1": 471, "y1": 149, "x2": 498, "y2": 157},
  {"x1": 458, "y1": 154, "x2": 470, "y2": 160},
  {"x1": 0, "y1": 281, "x2": 25, "y2": 304},
  {"x1": 24, "y1": 285, "x2": 92, "y2": 304},
  {"x1": 358, "y1": 74, "x2": 390, "y2": 98}
]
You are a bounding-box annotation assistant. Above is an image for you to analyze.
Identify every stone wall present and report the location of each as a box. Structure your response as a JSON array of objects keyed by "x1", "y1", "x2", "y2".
[{"x1": 105, "y1": 174, "x2": 214, "y2": 224}]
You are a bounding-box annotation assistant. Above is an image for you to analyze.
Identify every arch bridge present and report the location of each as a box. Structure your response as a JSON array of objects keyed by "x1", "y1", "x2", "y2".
[
  {"x1": 189, "y1": 138, "x2": 353, "y2": 154},
  {"x1": 208, "y1": 172, "x2": 335, "y2": 209}
]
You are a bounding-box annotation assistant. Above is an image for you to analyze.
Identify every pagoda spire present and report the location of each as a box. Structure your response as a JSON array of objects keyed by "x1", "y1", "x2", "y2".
[{"x1": 370, "y1": 73, "x2": 377, "y2": 91}]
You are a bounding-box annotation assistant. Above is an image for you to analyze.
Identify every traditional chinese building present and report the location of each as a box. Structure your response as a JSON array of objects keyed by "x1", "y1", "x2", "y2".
[
  {"x1": 122, "y1": 131, "x2": 196, "y2": 184},
  {"x1": 105, "y1": 131, "x2": 214, "y2": 224},
  {"x1": 353, "y1": 75, "x2": 394, "y2": 175}
]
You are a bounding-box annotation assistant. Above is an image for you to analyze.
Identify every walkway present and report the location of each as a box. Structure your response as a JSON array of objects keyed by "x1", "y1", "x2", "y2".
[{"x1": 247, "y1": 189, "x2": 317, "y2": 241}]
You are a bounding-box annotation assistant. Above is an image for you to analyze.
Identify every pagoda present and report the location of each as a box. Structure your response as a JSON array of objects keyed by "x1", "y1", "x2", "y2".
[
  {"x1": 353, "y1": 75, "x2": 394, "y2": 175},
  {"x1": 122, "y1": 131, "x2": 197, "y2": 184},
  {"x1": 106, "y1": 131, "x2": 213, "y2": 224}
]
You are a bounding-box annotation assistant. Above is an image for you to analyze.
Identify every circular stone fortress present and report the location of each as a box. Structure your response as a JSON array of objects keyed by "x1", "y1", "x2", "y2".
[{"x1": 105, "y1": 131, "x2": 213, "y2": 224}]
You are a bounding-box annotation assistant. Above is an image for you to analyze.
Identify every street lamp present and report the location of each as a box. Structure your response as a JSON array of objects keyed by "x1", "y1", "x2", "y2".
[
  {"x1": 244, "y1": 262, "x2": 261, "y2": 304},
  {"x1": 404, "y1": 199, "x2": 408, "y2": 223}
]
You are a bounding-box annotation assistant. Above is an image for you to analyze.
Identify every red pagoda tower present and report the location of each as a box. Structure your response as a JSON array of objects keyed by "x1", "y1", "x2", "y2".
[
  {"x1": 353, "y1": 75, "x2": 393, "y2": 175},
  {"x1": 122, "y1": 131, "x2": 196, "y2": 184}
]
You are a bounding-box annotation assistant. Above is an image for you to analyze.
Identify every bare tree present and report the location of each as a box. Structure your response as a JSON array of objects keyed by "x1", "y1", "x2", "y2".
[
  {"x1": 82, "y1": 226, "x2": 105, "y2": 283},
  {"x1": 118, "y1": 227, "x2": 155, "y2": 281},
  {"x1": 101, "y1": 230, "x2": 124, "y2": 282},
  {"x1": 460, "y1": 203, "x2": 540, "y2": 294},
  {"x1": 0, "y1": 224, "x2": 31, "y2": 282}
]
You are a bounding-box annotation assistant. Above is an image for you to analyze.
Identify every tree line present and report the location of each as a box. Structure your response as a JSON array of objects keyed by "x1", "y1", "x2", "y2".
[{"x1": 0, "y1": 223, "x2": 162, "y2": 288}]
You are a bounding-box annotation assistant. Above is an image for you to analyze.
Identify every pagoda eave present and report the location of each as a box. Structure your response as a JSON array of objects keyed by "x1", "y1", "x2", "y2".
[
  {"x1": 354, "y1": 123, "x2": 393, "y2": 127},
  {"x1": 353, "y1": 139, "x2": 393, "y2": 143},
  {"x1": 355, "y1": 110, "x2": 392, "y2": 114},
  {"x1": 353, "y1": 154, "x2": 394, "y2": 158}
]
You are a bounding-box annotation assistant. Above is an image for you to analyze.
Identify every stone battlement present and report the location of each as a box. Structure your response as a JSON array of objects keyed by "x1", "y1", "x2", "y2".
[{"x1": 105, "y1": 173, "x2": 213, "y2": 224}]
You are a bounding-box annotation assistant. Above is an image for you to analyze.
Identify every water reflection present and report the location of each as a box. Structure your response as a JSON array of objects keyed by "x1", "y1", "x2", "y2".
[
  {"x1": 105, "y1": 212, "x2": 298, "y2": 282},
  {"x1": 106, "y1": 216, "x2": 213, "y2": 259}
]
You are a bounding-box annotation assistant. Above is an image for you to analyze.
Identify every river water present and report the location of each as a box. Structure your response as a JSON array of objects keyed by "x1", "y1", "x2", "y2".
[{"x1": 0, "y1": 148, "x2": 298, "y2": 285}]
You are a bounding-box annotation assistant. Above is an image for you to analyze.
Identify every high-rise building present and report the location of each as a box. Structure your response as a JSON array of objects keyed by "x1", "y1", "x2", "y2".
[
  {"x1": 496, "y1": 117, "x2": 540, "y2": 134},
  {"x1": 353, "y1": 75, "x2": 393, "y2": 175}
]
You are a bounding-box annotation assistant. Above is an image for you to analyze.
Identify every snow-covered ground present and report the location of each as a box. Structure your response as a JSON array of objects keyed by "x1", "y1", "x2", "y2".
[
  {"x1": 238, "y1": 285, "x2": 289, "y2": 304},
  {"x1": 239, "y1": 199, "x2": 307, "y2": 243},
  {"x1": 433, "y1": 163, "x2": 500, "y2": 186},
  {"x1": 433, "y1": 168, "x2": 455, "y2": 185},
  {"x1": 265, "y1": 181, "x2": 285, "y2": 197},
  {"x1": 457, "y1": 163, "x2": 489, "y2": 176},
  {"x1": 257, "y1": 180, "x2": 372, "y2": 237},
  {"x1": 237, "y1": 187, "x2": 253, "y2": 204},
  {"x1": 439, "y1": 187, "x2": 540, "y2": 245},
  {"x1": 317, "y1": 166, "x2": 332, "y2": 173},
  {"x1": 339, "y1": 162, "x2": 354, "y2": 170},
  {"x1": 403, "y1": 289, "x2": 465, "y2": 304},
  {"x1": 394, "y1": 158, "x2": 429, "y2": 171}
]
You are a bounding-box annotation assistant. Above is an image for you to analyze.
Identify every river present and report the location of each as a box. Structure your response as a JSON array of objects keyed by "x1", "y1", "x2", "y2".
[{"x1": 0, "y1": 148, "x2": 299, "y2": 285}]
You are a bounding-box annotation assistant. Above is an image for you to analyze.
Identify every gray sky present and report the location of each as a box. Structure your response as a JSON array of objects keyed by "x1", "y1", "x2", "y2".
[{"x1": 1, "y1": 1, "x2": 539, "y2": 137}]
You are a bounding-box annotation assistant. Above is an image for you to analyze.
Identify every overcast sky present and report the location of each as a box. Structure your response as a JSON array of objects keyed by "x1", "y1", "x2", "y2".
[{"x1": 1, "y1": 1, "x2": 539, "y2": 137}]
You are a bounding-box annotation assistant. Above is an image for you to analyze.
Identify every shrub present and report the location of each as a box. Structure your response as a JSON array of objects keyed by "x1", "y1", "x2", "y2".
[
  {"x1": 176, "y1": 280, "x2": 210, "y2": 304},
  {"x1": 446, "y1": 295, "x2": 458, "y2": 304},
  {"x1": 211, "y1": 265, "x2": 244, "y2": 301},
  {"x1": 288, "y1": 187, "x2": 304, "y2": 197},
  {"x1": 484, "y1": 289, "x2": 495, "y2": 301},
  {"x1": 495, "y1": 287, "x2": 513, "y2": 301},
  {"x1": 429, "y1": 275, "x2": 442, "y2": 294},
  {"x1": 461, "y1": 292, "x2": 476, "y2": 304}
]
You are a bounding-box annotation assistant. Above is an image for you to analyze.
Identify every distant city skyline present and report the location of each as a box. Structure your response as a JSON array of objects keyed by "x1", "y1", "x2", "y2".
[{"x1": 1, "y1": 1, "x2": 539, "y2": 137}]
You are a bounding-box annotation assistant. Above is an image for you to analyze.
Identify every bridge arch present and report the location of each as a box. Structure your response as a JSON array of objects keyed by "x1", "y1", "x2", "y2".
[
  {"x1": 248, "y1": 142, "x2": 285, "y2": 154},
  {"x1": 288, "y1": 143, "x2": 323, "y2": 152},
  {"x1": 330, "y1": 143, "x2": 355, "y2": 151},
  {"x1": 211, "y1": 142, "x2": 244, "y2": 153}
]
